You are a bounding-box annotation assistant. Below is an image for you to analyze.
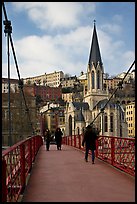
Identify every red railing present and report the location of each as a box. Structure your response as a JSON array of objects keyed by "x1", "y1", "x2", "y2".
[
  {"x1": 2, "y1": 135, "x2": 43, "y2": 202},
  {"x1": 2, "y1": 134, "x2": 135, "y2": 202},
  {"x1": 62, "y1": 135, "x2": 135, "y2": 177}
]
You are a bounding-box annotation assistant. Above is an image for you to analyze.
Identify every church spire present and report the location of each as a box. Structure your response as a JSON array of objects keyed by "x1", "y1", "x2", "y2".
[{"x1": 88, "y1": 20, "x2": 103, "y2": 69}]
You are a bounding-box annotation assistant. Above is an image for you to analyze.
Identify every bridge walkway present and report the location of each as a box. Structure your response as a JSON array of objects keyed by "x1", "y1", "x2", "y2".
[{"x1": 21, "y1": 144, "x2": 135, "y2": 202}]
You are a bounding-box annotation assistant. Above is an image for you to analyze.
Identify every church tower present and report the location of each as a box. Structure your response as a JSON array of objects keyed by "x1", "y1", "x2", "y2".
[{"x1": 84, "y1": 21, "x2": 109, "y2": 110}]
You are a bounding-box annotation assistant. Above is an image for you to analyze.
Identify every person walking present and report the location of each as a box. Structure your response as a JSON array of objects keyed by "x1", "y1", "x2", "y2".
[
  {"x1": 44, "y1": 128, "x2": 51, "y2": 151},
  {"x1": 55, "y1": 127, "x2": 63, "y2": 150},
  {"x1": 82, "y1": 125, "x2": 98, "y2": 164}
]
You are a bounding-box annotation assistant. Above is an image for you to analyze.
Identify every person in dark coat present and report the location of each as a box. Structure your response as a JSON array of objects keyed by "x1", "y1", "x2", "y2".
[
  {"x1": 55, "y1": 127, "x2": 63, "y2": 150},
  {"x1": 44, "y1": 128, "x2": 51, "y2": 151},
  {"x1": 82, "y1": 125, "x2": 98, "y2": 163}
]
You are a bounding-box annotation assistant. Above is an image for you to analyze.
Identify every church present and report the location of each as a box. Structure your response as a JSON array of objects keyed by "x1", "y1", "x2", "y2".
[{"x1": 65, "y1": 21, "x2": 127, "y2": 137}]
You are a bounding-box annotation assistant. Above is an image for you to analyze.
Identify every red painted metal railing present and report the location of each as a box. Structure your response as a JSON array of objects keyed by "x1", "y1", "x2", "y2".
[
  {"x1": 62, "y1": 135, "x2": 135, "y2": 177},
  {"x1": 2, "y1": 135, "x2": 43, "y2": 202}
]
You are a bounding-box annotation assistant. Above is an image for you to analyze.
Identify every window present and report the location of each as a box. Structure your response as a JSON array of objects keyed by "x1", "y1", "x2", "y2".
[
  {"x1": 110, "y1": 113, "x2": 113, "y2": 132},
  {"x1": 92, "y1": 71, "x2": 95, "y2": 89},
  {"x1": 97, "y1": 70, "x2": 100, "y2": 89},
  {"x1": 104, "y1": 113, "x2": 108, "y2": 132}
]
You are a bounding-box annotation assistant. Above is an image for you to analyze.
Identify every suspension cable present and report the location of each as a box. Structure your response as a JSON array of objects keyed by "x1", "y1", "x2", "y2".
[
  {"x1": 2, "y1": 2, "x2": 35, "y2": 135},
  {"x1": 90, "y1": 60, "x2": 135, "y2": 126}
]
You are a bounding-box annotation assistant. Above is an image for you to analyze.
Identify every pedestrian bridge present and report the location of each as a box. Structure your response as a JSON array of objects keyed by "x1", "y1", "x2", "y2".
[{"x1": 2, "y1": 135, "x2": 135, "y2": 202}]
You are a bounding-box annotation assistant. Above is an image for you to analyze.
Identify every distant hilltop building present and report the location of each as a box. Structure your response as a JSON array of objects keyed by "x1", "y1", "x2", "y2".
[
  {"x1": 116, "y1": 70, "x2": 135, "y2": 81},
  {"x1": 23, "y1": 71, "x2": 64, "y2": 87},
  {"x1": 60, "y1": 75, "x2": 79, "y2": 88},
  {"x1": 2, "y1": 78, "x2": 19, "y2": 93}
]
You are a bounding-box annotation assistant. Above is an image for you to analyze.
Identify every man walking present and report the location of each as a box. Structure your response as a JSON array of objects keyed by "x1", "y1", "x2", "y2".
[{"x1": 82, "y1": 125, "x2": 98, "y2": 163}]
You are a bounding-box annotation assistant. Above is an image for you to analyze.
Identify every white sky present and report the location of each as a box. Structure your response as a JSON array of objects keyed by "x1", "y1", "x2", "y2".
[{"x1": 2, "y1": 2, "x2": 135, "y2": 79}]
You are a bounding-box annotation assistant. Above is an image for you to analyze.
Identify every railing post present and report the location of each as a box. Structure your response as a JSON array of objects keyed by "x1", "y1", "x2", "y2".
[
  {"x1": 31, "y1": 137, "x2": 34, "y2": 162},
  {"x1": 79, "y1": 135, "x2": 81, "y2": 149},
  {"x1": 20, "y1": 144, "x2": 26, "y2": 193},
  {"x1": 74, "y1": 135, "x2": 76, "y2": 147},
  {"x1": 71, "y1": 135, "x2": 72, "y2": 146},
  {"x1": 34, "y1": 136, "x2": 37, "y2": 156},
  {"x1": 67, "y1": 136, "x2": 69, "y2": 145},
  {"x1": 111, "y1": 137, "x2": 115, "y2": 165},
  {"x1": 2, "y1": 158, "x2": 7, "y2": 202},
  {"x1": 96, "y1": 138, "x2": 98, "y2": 157},
  {"x1": 28, "y1": 139, "x2": 32, "y2": 172}
]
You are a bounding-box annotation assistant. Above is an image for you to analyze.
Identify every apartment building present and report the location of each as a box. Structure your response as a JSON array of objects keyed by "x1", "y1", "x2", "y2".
[
  {"x1": 103, "y1": 77, "x2": 122, "y2": 90},
  {"x1": 125, "y1": 101, "x2": 135, "y2": 137},
  {"x1": 23, "y1": 71, "x2": 64, "y2": 87},
  {"x1": 2, "y1": 78, "x2": 19, "y2": 93}
]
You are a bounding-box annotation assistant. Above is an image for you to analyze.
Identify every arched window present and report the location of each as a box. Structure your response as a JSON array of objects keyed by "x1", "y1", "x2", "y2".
[
  {"x1": 69, "y1": 115, "x2": 72, "y2": 136},
  {"x1": 110, "y1": 113, "x2": 113, "y2": 132},
  {"x1": 88, "y1": 72, "x2": 90, "y2": 91},
  {"x1": 92, "y1": 71, "x2": 95, "y2": 89},
  {"x1": 104, "y1": 113, "x2": 108, "y2": 132},
  {"x1": 97, "y1": 70, "x2": 100, "y2": 89}
]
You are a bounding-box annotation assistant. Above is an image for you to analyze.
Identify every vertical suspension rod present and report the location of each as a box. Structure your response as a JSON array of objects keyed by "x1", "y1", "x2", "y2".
[
  {"x1": 3, "y1": 2, "x2": 13, "y2": 146},
  {"x1": 2, "y1": 2, "x2": 35, "y2": 135}
]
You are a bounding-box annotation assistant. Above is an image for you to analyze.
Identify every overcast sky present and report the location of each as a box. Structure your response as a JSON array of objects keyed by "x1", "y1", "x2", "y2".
[{"x1": 2, "y1": 2, "x2": 135, "y2": 79}]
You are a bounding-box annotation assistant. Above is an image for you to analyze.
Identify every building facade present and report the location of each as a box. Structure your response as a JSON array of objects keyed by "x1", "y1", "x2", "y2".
[
  {"x1": 23, "y1": 71, "x2": 64, "y2": 87},
  {"x1": 65, "y1": 22, "x2": 128, "y2": 137},
  {"x1": 2, "y1": 78, "x2": 19, "y2": 93},
  {"x1": 125, "y1": 101, "x2": 135, "y2": 137}
]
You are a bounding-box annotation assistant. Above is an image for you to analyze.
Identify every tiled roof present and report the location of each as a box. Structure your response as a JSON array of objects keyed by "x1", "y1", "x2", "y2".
[
  {"x1": 72, "y1": 102, "x2": 89, "y2": 110},
  {"x1": 93, "y1": 98, "x2": 124, "y2": 110}
]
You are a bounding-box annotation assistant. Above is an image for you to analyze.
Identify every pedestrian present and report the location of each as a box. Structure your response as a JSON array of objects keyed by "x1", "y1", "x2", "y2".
[
  {"x1": 55, "y1": 127, "x2": 63, "y2": 150},
  {"x1": 82, "y1": 125, "x2": 98, "y2": 164},
  {"x1": 44, "y1": 128, "x2": 51, "y2": 151}
]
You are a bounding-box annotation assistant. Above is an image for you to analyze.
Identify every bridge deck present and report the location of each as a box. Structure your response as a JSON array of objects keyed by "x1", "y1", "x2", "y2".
[{"x1": 21, "y1": 144, "x2": 135, "y2": 202}]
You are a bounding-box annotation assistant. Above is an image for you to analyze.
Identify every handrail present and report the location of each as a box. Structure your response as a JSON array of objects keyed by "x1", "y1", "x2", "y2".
[
  {"x1": 62, "y1": 135, "x2": 135, "y2": 177},
  {"x1": 2, "y1": 135, "x2": 43, "y2": 202},
  {"x1": 2, "y1": 134, "x2": 135, "y2": 202}
]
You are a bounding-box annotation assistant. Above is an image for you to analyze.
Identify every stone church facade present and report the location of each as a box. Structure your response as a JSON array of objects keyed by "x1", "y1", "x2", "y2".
[{"x1": 65, "y1": 22, "x2": 127, "y2": 137}]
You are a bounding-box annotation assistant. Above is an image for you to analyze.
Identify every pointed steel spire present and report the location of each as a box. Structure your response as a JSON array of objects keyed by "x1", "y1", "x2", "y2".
[
  {"x1": 88, "y1": 20, "x2": 103, "y2": 69},
  {"x1": 93, "y1": 19, "x2": 96, "y2": 26}
]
